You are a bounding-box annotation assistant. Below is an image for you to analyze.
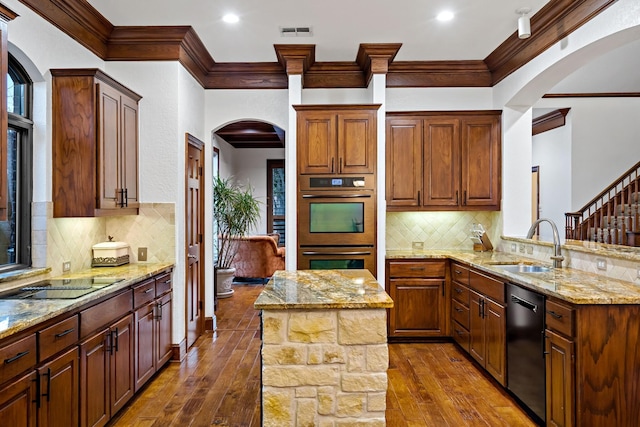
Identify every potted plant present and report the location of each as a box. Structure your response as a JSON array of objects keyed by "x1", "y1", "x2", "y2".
[{"x1": 213, "y1": 176, "x2": 260, "y2": 298}]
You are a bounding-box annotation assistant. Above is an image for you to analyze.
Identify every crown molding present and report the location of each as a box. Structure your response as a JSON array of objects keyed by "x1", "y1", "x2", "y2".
[
  {"x1": 18, "y1": 0, "x2": 615, "y2": 90},
  {"x1": 486, "y1": 0, "x2": 616, "y2": 85},
  {"x1": 0, "y1": 4, "x2": 18, "y2": 22},
  {"x1": 543, "y1": 92, "x2": 640, "y2": 98},
  {"x1": 532, "y1": 108, "x2": 570, "y2": 135}
]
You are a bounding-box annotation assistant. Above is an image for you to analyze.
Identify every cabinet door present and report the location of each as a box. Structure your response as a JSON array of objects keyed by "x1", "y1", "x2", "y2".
[
  {"x1": 80, "y1": 329, "x2": 110, "y2": 427},
  {"x1": 97, "y1": 82, "x2": 122, "y2": 210},
  {"x1": 423, "y1": 118, "x2": 460, "y2": 208},
  {"x1": 386, "y1": 118, "x2": 422, "y2": 207},
  {"x1": 38, "y1": 347, "x2": 79, "y2": 427},
  {"x1": 110, "y1": 314, "x2": 134, "y2": 415},
  {"x1": 297, "y1": 111, "x2": 337, "y2": 174},
  {"x1": 388, "y1": 278, "x2": 445, "y2": 337},
  {"x1": 469, "y1": 290, "x2": 486, "y2": 365},
  {"x1": 484, "y1": 299, "x2": 506, "y2": 386},
  {"x1": 0, "y1": 371, "x2": 37, "y2": 427},
  {"x1": 121, "y1": 94, "x2": 139, "y2": 209},
  {"x1": 156, "y1": 292, "x2": 173, "y2": 368},
  {"x1": 461, "y1": 115, "x2": 501, "y2": 209},
  {"x1": 134, "y1": 303, "x2": 156, "y2": 392},
  {"x1": 337, "y1": 111, "x2": 376, "y2": 174},
  {"x1": 546, "y1": 329, "x2": 575, "y2": 427}
]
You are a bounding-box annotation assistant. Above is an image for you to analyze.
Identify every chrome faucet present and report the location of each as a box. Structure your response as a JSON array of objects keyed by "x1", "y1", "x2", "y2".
[{"x1": 526, "y1": 218, "x2": 564, "y2": 268}]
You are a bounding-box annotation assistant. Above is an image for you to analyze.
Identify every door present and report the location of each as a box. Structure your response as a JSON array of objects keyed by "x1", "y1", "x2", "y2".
[
  {"x1": 423, "y1": 118, "x2": 460, "y2": 207},
  {"x1": 134, "y1": 302, "x2": 155, "y2": 391},
  {"x1": 469, "y1": 290, "x2": 485, "y2": 366},
  {"x1": 297, "y1": 111, "x2": 336, "y2": 174},
  {"x1": 156, "y1": 292, "x2": 173, "y2": 367},
  {"x1": 338, "y1": 111, "x2": 376, "y2": 174},
  {"x1": 546, "y1": 330, "x2": 575, "y2": 427},
  {"x1": 80, "y1": 329, "x2": 110, "y2": 427},
  {"x1": 485, "y1": 299, "x2": 506, "y2": 386},
  {"x1": 386, "y1": 118, "x2": 422, "y2": 207},
  {"x1": 388, "y1": 279, "x2": 445, "y2": 337},
  {"x1": 186, "y1": 134, "x2": 204, "y2": 348},
  {"x1": 38, "y1": 347, "x2": 79, "y2": 427},
  {"x1": 110, "y1": 314, "x2": 134, "y2": 416},
  {"x1": 121, "y1": 94, "x2": 139, "y2": 209},
  {"x1": 267, "y1": 159, "x2": 285, "y2": 245},
  {"x1": 0, "y1": 371, "x2": 37, "y2": 427},
  {"x1": 97, "y1": 82, "x2": 121, "y2": 210},
  {"x1": 461, "y1": 116, "x2": 501, "y2": 208}
]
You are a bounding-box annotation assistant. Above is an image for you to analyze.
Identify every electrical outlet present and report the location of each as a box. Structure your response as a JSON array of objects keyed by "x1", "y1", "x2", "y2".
[
  {"x1": 519, "y1": 244, "x2": 525, "y2": 253},
  {"x1": 62, "y1": 261, "x2": 70, "y2": 272},
  {"x1": 138, "y1": 247, "x2": 147, "y2": 261},
  {"x1": 596, "y1": 258, "x2": 607, "y2": 271},
  {"x1": 412, "y1": 241, "x2": 424, "y2": 251},
  {"x1": 526, "y1": 245, "x2": 534, "y2": 255},
  {"x1": 511, "y1": 243, "x2": 517, "y2": 252}
]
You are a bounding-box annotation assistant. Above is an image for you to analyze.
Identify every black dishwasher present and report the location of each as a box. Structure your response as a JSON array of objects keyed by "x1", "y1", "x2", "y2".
[{"x1": 506, "y1": 283, "x2": 545, "y2": 425}]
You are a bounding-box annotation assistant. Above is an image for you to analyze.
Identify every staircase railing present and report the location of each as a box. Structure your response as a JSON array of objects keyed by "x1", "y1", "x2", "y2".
[{"x1": 565, "y1": 160, "x2": 640, "y2": 246}]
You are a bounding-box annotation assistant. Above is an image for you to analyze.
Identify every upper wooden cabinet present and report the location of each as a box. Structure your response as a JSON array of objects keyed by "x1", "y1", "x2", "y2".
[
  {"x1": 386, "y1": 111, "x2": 501, "y2": 211},
  {"x1": 295, "y1": 105, "x2": 379, "y2": 175},
  {"x1": 52, "y1": 69, "x2": 141, "y2": 217}
]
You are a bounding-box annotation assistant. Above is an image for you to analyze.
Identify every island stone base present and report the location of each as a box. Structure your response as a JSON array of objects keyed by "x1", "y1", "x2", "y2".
[{"x1": 261, "y1": 308, "x2": 388, "y2": 427}]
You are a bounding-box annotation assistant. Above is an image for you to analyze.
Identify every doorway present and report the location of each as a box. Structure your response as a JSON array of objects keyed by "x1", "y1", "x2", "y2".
[
  {"x1": 267, "y1": 159, "x2": 285, "y2": 246},
  {"x1": 186, "y1": 134, "x2": 205, "y2": 349}
]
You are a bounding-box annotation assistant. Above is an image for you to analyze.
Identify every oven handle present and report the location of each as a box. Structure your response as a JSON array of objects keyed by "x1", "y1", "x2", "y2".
[
  {"x1": 301, "y1": 194, "x2": 371, "y2": 199},
  {"x1": 302, "y1": 251, "x2": 372, "y2": 256}
]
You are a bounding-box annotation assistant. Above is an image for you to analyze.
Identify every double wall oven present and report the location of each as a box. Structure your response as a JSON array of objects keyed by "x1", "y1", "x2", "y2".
[{"x1": 297, "y1": 175, "x2": 376, "y2": 275}]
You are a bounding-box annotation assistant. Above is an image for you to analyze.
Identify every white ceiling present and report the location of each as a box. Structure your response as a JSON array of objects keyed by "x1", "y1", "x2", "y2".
[{"x1": 86, "y1": 0, "x2": 640, "y2": 93}]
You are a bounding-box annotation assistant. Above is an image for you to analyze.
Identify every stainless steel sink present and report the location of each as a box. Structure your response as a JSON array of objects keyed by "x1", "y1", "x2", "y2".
[{"x1": 494, "y1": 264, "x2": 552, "y2": 273}]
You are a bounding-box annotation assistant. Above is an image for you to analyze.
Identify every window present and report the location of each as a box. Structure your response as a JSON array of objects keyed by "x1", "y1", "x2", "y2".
[{"x1": 1, "y1": 54, "x2": 32, "y2": 269}]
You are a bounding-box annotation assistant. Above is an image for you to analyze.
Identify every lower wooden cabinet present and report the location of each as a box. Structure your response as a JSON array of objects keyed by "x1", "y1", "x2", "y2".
[
  {"x1": 0, "y1": 370, "x2": 37, "y2": 427},
  {"x1": 37, "y1": 347, "x2": 79, "y2": 427},
  {"x1": 80, "y1": 314, "x2": 134, "y2": 427},
  {"x1": 545, "y1": 329, "x2": 575, "y2": 427},
  {"x1": 386, "y1": 260, "x2": 448, "y2": 338}
]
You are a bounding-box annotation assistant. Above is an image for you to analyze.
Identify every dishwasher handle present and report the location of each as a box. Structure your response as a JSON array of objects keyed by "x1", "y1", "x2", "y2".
[{"x1": 510, "y1": 294, "x2": 538, "y2": 313}]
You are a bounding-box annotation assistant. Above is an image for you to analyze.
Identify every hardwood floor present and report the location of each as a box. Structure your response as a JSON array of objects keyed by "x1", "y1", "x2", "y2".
[{"x1": 108, "y1": 283, "x2": 537, "y2": 427}]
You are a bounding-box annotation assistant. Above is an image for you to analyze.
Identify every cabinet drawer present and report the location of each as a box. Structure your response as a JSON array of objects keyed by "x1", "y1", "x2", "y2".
[
  {"x1": 388, "y1": 261, "x2": 445, "y2": 278},
  {"x1": 0, "y1": 334, "x2": 36, "y2": 384},
  {"x1": 38, "y1": 315, "x2": 79, "y2": 361},
  {"x1": 155, "y1": 272, "x2": 173, "y2": 297},
  {"x1": 451, "y1": 299, "x2": 469, "y2": 330},
  {"x1": 81, "y1": 290, "x2": 133, "y2": 338},
  {"x1": 469, "y1": 269, "x2": 504, "y2": 303},
  {"x1": 452, "y1": 282, "x2": 470, "y2": 306},
  {"x1": 133, "y1": 278, "x2": 156, "y2": 308},
  {"x1": 451, "y1": 262, "x2": 470, "y2": 285},
  {"x1": 451, "y1": 320, "x2": 469, "y2": 352},
  {"x1": 546, "y1": 300, "x2": 574, "y2": 338}
]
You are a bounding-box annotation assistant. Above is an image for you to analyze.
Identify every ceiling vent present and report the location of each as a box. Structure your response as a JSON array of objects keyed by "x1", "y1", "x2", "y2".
[{"x1": 279, "y1": 26, "x2": 313, "y2": 37}]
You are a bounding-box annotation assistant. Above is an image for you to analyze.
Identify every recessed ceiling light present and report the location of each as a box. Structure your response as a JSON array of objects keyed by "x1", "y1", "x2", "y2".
[
  {"x1": 222, "y1": 13, "x2": 239, "y2": 24},
  {"x1": 436, "y1": 11, "x2": 454, "y2": 22}
]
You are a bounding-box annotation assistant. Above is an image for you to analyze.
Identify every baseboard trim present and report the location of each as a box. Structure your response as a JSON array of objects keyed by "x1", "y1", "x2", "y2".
[
  {"x1": 171, "y1": 338, "x2": 187, "y2": 362},
  {"x1": 205, "y1": 315, "x2": 217, "y2": 331}
]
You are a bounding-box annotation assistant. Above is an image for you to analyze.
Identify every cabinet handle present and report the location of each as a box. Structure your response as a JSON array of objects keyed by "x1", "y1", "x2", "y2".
[
  {"x1": 4, "y1": 350, "x2": 29, "y2": 364},
  {"x1": 454, "y1": 287, "x2": 463, "y2": 294},
  {"x1": 156, "y1": 302, "x2": 163, "y2": 320},
  {"x1": 113, "y1": 328, "x2": 119, "y2": 352},
  {"x1": 455, "y1": 329, "x2": 464, "y2": 336},
  {"x1": 331, "y1": 157, "x2": 335, "y2": 173},
  {"x1": 546, "y1": 310, "x2": 563, "y2": 319},
  {"x1": 32, "y1": 374, "x2": 41, "y2": 407},
  {"x1": 55, "y1": 328, "x2": 75, "y2": 338},
  {"x1": 106, "y1": 331, "x2": 114, "y2": 355},
  {"x1": 42, "y1": 368, "x2": 51, "y2": 402},
  {"x1": 339, "y1": 158, "x2": 343, "y2": 173},
  {"x1": 463, "y1": 190, "x2": 467, "y2": 206},
  {"x1": 124, "y1": 188, "x2": 128, "y2": 207},
  {"x1": 455, "y1": 308, "x2": 463, "y2": 313},
  {"x1": 162, "y1": 279, "x2": 172, "y2": 285},
  {"x1": 417, "y1": 190, "x2": 421, "y2": 205},
  {"x1": 409, "y1": 267, "x2": 424, "y2": 271},
  {"x1": 454, "y1": 270, "x2": 462, "y2": 275},
  {"x1": 456, "y1": 191, "x2": 459, "y2": 205},
  {"x1": 144, "y1": 288, "x2": 154, "y2": 294}
]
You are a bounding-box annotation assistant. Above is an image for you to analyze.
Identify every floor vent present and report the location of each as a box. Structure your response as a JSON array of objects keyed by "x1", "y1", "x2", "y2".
[{"x1": 280, "y1": 26, "x2": 313, "y2": 37}]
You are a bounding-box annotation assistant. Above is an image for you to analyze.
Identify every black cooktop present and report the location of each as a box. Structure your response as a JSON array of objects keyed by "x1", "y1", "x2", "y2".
[{"x1": 0, "y1": 277, "x2": 124, "y2": 300}]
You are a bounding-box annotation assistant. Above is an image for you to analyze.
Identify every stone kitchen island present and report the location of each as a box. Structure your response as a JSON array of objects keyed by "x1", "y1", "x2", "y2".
[{"x1": 254, "y1": 269, "x2": 393, "y2": 427}]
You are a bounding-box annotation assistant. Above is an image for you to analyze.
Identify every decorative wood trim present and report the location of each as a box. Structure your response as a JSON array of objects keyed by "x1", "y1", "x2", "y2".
[
  {"x1": 18, "y1": 0, "x2": 112, "y2": 58},
  {"x1": 274, "y1": 44, "x2": 315, "y2": 75},
  {"x1": 204, "y1": 316, "x2": 214, "y2": 331},
  {"x1": 293, "y1": 103, "x2": 382, "y2": 112},
  {"x1": 387, "y1": 109, "x2": 502, "y2": 117},
  {"x1": 171, "y1": 338, "x2": 187, "y2": 362},
  {"x1": 532, "y1": 108, "x2": 570, "y2": 135},
  {"x1": 387, "y1": 60, "x2": 492, "y2": 87},
  {"x1": 0, "y1": 4, "x2": 19, "y2": 21},
  {"x1": 543, "y1": 92, "x2": 640, "y2": 98},
  {"x1": 486, "y1": 0, "x2": 617, "y2": 85},
  {"x1": 18, "y1": 0, "x2": 616, "y2": 90}
]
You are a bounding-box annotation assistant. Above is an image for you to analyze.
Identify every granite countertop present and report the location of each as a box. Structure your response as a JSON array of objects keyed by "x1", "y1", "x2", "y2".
[
  {"x1": 387, "y1": 249, "x2": 640, "y2": 305},
  {"x1": 254, "y1": 269, "x2": 394, "y2": 310},
  {"x1": 0, "y1": 262, "x2": 174, "y2": 341}
]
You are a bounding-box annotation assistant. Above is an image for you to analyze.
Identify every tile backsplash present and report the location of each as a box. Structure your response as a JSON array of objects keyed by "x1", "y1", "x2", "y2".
[
  {"x1": 34, "y1": 202, "x2": 175, "y2": 276},
  {"x1": 386, "y1": 211, "x2": 502, "y2": 250}
]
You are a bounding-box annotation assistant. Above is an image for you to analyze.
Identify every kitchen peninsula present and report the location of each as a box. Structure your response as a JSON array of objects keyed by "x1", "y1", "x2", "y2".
[{"x1": 254, "y1": 269, "x2": 393, "y2": 427}]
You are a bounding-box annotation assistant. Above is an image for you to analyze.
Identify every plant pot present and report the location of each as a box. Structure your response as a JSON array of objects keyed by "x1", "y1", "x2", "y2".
[{"x1": 216, "y1": 267, "x2": 235, "y2": 299}]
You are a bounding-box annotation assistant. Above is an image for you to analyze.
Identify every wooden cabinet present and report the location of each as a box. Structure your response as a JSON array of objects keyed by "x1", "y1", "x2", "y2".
[
  {"x1": 0, "y1": 370, "x2": 37, "y2": 427},
  {"x1": 386, "y1": 260, "x2": 448, "y2": 338},
  {"x1": 295, "y1": 105, "x2": 379, "y2": 175},
  {"x1": 52, "y1": 69, "x2": 141, "y2": 217},
  {"x1": 545, "y1": 299, "x2": 575, "y2": 427},
  {"x1": 133, "y1": 274, "x2": 173, "y2": 391},
  {"x1": 468, "y1": 269, "x2": 506, "y2": 386},
  {"x1": 37, "y1": 347, "x2": 79, "y2": 427},
  {"x1": 450, "y1": 262, "x2": 471, "y2": 351},
  {"x1": 386, "y1": 111, "x2": 501, "y2": 211}
]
